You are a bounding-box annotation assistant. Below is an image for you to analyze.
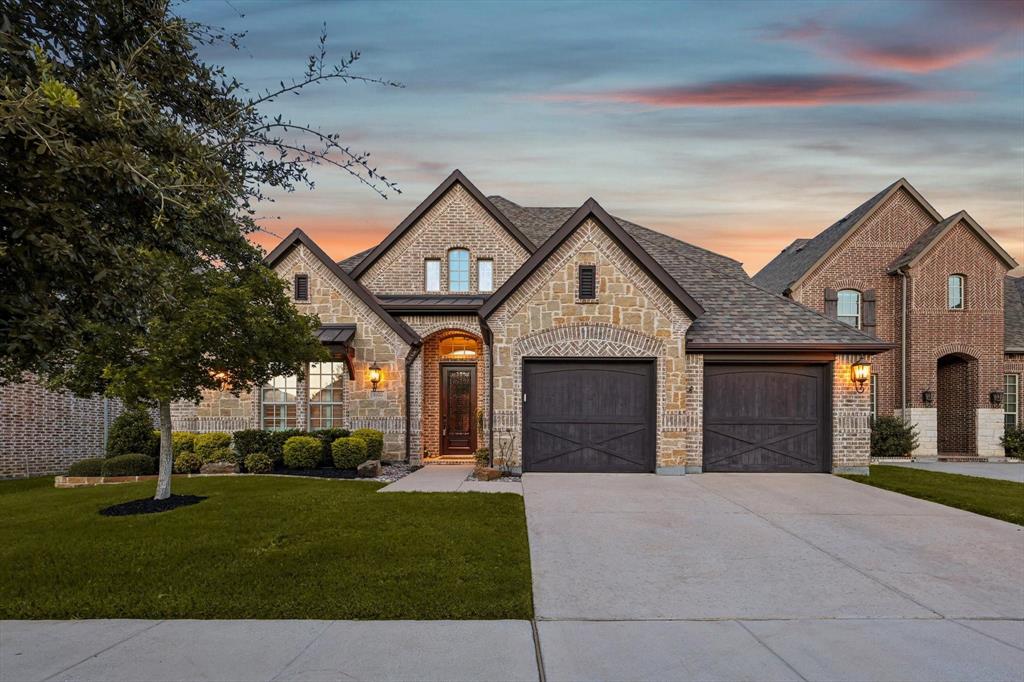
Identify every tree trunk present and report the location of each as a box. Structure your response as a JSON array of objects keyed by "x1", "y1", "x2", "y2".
[{"x1": 154, "y1": 399, "x2": 174, "y2": 500}]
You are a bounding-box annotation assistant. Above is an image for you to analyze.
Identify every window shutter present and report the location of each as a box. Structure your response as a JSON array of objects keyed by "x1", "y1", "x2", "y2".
[
  {"x1": 862, "y1": 289, "x2": 877, "y2": 336},
  {"x1": 824, "y1": 288, "x2": 838, "y2": 318},
  {"x1": 294, "y1": 274, "x2": 309, "y2": 301},
  {"x1": 578, "y1": 265, "x2": 597, "y2": 299}
]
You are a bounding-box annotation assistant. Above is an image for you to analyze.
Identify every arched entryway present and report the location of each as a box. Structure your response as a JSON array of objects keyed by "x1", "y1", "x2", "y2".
[
  {"x1": 936, "y1": 353, "x2": 977, "y2": 456},
  {"x1": 421, "y1": 330, "x2": 484, "y2": 461}
]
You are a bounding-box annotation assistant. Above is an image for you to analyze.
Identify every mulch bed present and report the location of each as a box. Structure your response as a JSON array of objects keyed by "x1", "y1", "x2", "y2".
[{"x1": 99, "y1": 495, "x2": 207, "y2": 516}]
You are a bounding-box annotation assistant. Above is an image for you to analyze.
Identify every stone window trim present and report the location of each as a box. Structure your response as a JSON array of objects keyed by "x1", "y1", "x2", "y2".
[{"x1": 948, "y1": 273, "x2": 965, "y2": 310}]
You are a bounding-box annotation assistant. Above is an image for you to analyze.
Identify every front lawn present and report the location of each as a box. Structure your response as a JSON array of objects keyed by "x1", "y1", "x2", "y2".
[
  {"x1": 0, "y1": 476, "x2": 532, "y2": 619},
  {"x1": 840, "y1": 465, "x2": 1024, "y2": 525}
]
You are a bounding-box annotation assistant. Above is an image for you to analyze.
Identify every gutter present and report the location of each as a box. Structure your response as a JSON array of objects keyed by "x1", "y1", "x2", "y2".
[
  {"x1": 479, "y1": 318, "x2": 495, "y2": 468},
  {"x1": 404, "y1": 343, "x2": 423, "y2": 462}
]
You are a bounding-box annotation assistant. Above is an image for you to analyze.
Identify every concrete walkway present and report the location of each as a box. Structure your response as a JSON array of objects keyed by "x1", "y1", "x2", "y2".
[
  {"x1": 883, "y1": 460, "x2": 1024, "y2": 482},
  {"x1": 378, "y1": 464, "x2": 523, "y2": 494}
]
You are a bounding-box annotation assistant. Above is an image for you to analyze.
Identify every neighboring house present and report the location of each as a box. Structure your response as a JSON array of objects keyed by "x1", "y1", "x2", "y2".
[{"x1": 753, "y1": 178, "x2": 1022, "y2": 458}]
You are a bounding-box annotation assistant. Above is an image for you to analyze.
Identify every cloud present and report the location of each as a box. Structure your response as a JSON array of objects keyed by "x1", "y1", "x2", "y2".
[{"x1": 538, "y1": 75, "x2": 947, "y2": 108}]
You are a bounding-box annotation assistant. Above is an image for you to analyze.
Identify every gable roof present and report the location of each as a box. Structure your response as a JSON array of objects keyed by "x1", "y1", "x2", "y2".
[
  {"x1": 338, "y1": 246, "x2": 373, "y2": 273},
  {"x1": 480, "y1": 198, "x2": 705, "y2": 320},
  {"x1": 348, "y1": 170, "x2": 536, "y2": 280},
  {"x1": 752, "y1": 178, "x2": 943, "y2": 295},
  {"x1": 887, "y1": 210, "x2": 1018, "y2": 272},
  {"x1": 1006, "y1": 276, "x2": 1024, "y2": 353},
  {"x1": 263, "y1": 228, "x2": 421, "y2": 346}
]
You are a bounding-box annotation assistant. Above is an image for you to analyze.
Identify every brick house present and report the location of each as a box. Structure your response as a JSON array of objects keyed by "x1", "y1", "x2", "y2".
[
  {"x1": 5, "y1": 171, "x2": 1017, "y2": 477},
  {"x1": 753, "y1": 178, "x2": 1022, "y2": 458}
]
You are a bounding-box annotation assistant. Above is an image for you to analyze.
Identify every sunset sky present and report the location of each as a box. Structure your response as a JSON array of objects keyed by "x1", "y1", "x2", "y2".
[{"x1": 185, "y1": 0, "x2": 1024, "y2": 275}]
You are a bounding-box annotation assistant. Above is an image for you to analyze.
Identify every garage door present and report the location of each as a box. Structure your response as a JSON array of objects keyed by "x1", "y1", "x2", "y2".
[
  {"x1": 523, "y1": 360, "x2": 655, "y2": 473},
  {"x1": 703, "y1": 364, "x2": 829, "y2": 473}
]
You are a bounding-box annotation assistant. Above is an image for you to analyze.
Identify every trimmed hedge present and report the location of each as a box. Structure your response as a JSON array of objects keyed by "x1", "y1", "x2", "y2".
[
  {"x1": 101, "y1": 453, "x2": 155, "y2": 476},
  {"x1": 107, "y1": 409, "x2": 159, "y2": 458},
  {"x1": 232, "y1": 429, "x2": 271, "y2": 457},
  {"x1": 283, "y1": 436, "x2": 321, "y2": 469},
  {"x1": 871, "y1": 416, "x2": 919, "y2": 458},
  {"x1": 1001, "y1": 426, "x2": 1024, "y2": 459},
  {"x1": 194, "y1": 432, "x2": 232, "y2": 462},
  {"x1": 332, "y1": 437, "x2": 368, "y2": 469},
  {"x1": 67, "y1": 458, "x2": 104, "y2": 477},
  {"x1": 351, "y1": 428, "x2": 384, "y2": 460},
  {"x1": 173, "y1": 451, "x2": 203, "y2": 474},
  {"x1": 311, "y1": 428, "x2": 350, "y2": 466},
  {"x1": 171, "y1": 432, "x2": 196, "y2": 457},
  {"x1": 244, "y1": 452, "x2": 273, "y2": 474}
]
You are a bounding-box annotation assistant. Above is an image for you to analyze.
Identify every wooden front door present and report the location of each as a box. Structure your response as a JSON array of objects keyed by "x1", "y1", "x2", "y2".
[{"x1": 441, "y1": 364, "x2": 476, "y2": 455}]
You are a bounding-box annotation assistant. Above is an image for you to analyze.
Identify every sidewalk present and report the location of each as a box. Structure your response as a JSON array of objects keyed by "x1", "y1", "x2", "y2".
[{"x1": 378, "y1": 464, "x2": 523, "y2": 494}]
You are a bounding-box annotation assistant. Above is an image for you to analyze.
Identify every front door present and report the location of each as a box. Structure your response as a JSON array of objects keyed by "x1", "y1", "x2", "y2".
[{"x1": 441, "y1": 364, "x2": 476, "y2": 455}]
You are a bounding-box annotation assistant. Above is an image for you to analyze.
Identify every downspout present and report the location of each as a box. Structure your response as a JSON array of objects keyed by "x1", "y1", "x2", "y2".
[
  {"x1": 479, "y1": 318, "x2": 495, "y2": 468},
  {"x1": 899, "y1": 268, "x2": 908, "y2": 415},
  {"x1": 404, "y1": 343, "x2": 422, "y2": 462}
]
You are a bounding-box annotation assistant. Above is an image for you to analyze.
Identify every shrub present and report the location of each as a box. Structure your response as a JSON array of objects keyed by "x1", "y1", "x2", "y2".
[
  {"x1": 171, "y1": 432, "x2": 196, "y2": 457},
  {"x1": 263, "y1": 429, "x2": 303, "y2": 463},
  {"x1": 101, "y1": 453, "x2": 155, "y2": 476},
  {"x1": 351, "y1": 428, "x2": 384, "y2": 460},
  {"x1": 205, "y1": 447, "x2": 235, "y2": 463},
  {"x1": 312, "y1": 428, "x2": 350, "y2": 465},
  {"x1": 871, "y1": 416, "x2": 919, "y2": 458},
  {"x1": 283, "y1": 436, "x2": 321, "y2": 469},
  {"x1": 233, "y1": 429, "x2": 271, "y2": 457},
  {"x1": 173, "y1": 451, "x2": 203, "y2": 474},
  {"x1": 474, "y1": 447, "x2": 490, "y2": 467},
  {"x1": 194, "y1": 432, "x2": 232, "y2": 461},
  {"x1": 67, "y1": 458, "x2": 104, "y2": 477},
  {"x1": 331, "y1": 436, "x2": 368, "y2": 469},
  {"x1": 244, "y1": 452, "x2": 273, "y2": 474},
  {"x1": 107, "y1": 409, "x2": 159, "y2": 458},
  {"x1": 1001, "y1": 426, "x2": 1024, "y2": 459}
]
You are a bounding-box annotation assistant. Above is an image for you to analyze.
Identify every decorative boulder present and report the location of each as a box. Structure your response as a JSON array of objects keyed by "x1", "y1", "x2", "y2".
[
  {"x1": 356, "y1": 459, "x2": 381, "y2": 478},
  {"x1": 477, "y1": 467, "x2": 501, "y2": 481},
  {"x1": 200, "y1": 462, "x2": 240, "y2": 474}
]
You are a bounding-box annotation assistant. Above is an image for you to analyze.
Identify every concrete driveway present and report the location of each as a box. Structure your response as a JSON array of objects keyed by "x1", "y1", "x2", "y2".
[{"x1": 524, "y1": 473, "x2": 1024, "y2": 680}]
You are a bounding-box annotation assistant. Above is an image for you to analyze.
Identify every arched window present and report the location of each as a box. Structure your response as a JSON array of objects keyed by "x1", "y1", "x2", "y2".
[
  {"x1": 448, "y1": 249, "x2": 470, "y2": 292},
  {"x1": 948, "y1": 274, "x2": 964, "y2": 310},
  {"x1": 837, "y1": 289, "x2": 861, "y2": 328}
]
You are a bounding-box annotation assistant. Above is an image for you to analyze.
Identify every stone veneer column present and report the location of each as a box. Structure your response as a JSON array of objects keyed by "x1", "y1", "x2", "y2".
[
  {"x1": 976, "y1": 408, "x2": 1005, "y2": 458},
  {"x1": 901, "y1": 407, "x2": 937, "y2": 457}
]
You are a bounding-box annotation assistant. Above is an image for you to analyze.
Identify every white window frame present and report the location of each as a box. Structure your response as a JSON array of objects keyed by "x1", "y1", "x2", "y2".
[
  {"x1": 870, "y1": 374, "x2": 878, "y2": 421},
  {"x1": 448, "y1": 249, "x2": 470, "y2": 292},
  {"x1": 261, "y1": 374, "x2": 297, "y2": 430},
  {"x1": 424, "y1": 259, "x2": 441, "y2": 292},
  {"x1": 477, "y1": 259, "x2": 494, "y2": 292},
  {"x1": 308, "y1": 362, "x2": 346, "y2": 430},
  {"x1": 837, "y1": 289, "x2": 861, "y2": 329},
  {"x1": 1005, "y1": 374, "x2": 1019, "y2": 429},
  {"x1": 948, "y1": 274, "x2": 964, "y2": 310}
]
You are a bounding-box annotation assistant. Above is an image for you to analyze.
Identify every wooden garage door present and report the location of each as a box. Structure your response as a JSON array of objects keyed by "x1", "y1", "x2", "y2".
[
  {"x1": 703, "y1": 364, "x2": 829, "y2": 473},
  {"x1": 523, "y1": 360, "x2": 655, "y2": 473}
]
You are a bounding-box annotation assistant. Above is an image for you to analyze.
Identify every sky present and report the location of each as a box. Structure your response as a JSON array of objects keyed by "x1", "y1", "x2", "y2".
[{"x1": 183, "y1": 0, "x2": 1024, "y2": 276}]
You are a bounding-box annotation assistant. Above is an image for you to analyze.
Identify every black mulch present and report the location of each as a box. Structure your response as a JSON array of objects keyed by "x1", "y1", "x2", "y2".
[
  {"x1": 99, "y1": 495, "x2": 207, "y2": 517},
  {"x1": 267, "y1": 468, "x2": 358, "y2": 479}
]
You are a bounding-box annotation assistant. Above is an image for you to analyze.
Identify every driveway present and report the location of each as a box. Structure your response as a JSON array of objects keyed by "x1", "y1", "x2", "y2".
[{"x1": 524, "y1": 473, "x2": 1024, "y2": 680}]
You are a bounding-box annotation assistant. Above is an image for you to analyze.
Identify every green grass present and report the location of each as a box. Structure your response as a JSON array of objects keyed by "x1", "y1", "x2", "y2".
[
  {"x1": 840, "y1": 465, "x2": 1024, "y2": 526},
  {"x1": 0, "y1": 476, "x2": 532, "y2": 619}
]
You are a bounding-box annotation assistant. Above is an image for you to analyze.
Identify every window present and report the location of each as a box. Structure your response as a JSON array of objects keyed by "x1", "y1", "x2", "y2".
[
  {"x1": 870, "y1": 375, "x2": 878, "y2": 421},
  {"x1": 261, "y1": 374, "x2": 297, "y2": 429},
  {"x1": 294, "y1": 274, "x2": 309, "y2": 301},
  {"x1": 424, "y1": 259, "x2": 441, "y2": 292},
  {"x1": 1006, "y1": 374, "x2": 1019, "y2": 429},
  {"x1": 439, "y1": 334, "x2": 479, "y2": 360},
  {"x1": 477, "y1": 259, "x2": 493, "y2": 292},
  {"x1": 578, "y1": 265, "x2": 597, "y2": 300},
  {"x1": 448, "y1": 249, "x2": 470, "y2": 292},
  {"x1": 308, "y1": 362, "x2": 345, "y2": 429},
  {"x1": 948, "y1": 274, "x2": 964, "y2": 310},
  {"x1": 837, "y1": 289, "x2": 861, "y2": 328}
]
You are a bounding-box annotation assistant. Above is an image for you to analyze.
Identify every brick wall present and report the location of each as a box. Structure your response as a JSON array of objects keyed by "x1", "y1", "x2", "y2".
[
  {"x1": 833, "y1": 355, "x2": 872, "y2": 471},
  {"x1": 419, "y1": 329, "x2": 485, "y2": 458},
  {"x1": 936, "y1": 354, "x2": 975, "y2": 453}
]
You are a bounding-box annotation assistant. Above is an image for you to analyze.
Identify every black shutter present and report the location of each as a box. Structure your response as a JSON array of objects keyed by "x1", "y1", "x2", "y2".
[
  {"x1": 294, "y1": 274, "x2": 309, "y2": 301},
  {"x1": 824, "y1": 288, "x2": 838, "y2": 319},
  {"x1": 578, "y1": 265, "x2": 597, "y2": 299},
  {"x1": 862, "y1": 289, "x2": 877, "y2": 336}
]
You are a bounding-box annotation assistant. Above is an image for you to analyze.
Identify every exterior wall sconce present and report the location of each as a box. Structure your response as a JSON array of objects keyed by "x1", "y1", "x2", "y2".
[
  {"x1": 368, "y1": 363, "x2": 382, "y2": 392},
  {"x1": 990, "y1": 389, "x2": 1004, "y2": 407},
  {"x1": 850, "y1": 358, "x2": 871, "y2": 393},
  {"x1": 922, "y1": 388, "x2": 934, "y2": 406}
]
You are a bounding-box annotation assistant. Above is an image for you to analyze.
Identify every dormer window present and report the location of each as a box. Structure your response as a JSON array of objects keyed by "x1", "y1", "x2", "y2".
[
  {"x1": 948, "y1": 274, "x2": 964, "y2": 310},
  {"x1": 837, "y1": 289, "x2": 861, "y2": 328},
  {"x1": 448, "y1": 249, "x2": 470, "y2": 292}
]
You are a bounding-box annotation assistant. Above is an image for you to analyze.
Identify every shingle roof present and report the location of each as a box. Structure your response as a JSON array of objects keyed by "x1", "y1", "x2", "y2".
[
  {"x1": 888, "y1": 210, "x2": 1018, "y2": 273},
  {"x1": 1006, "y1": 276, "x2": 1024, "y2": 353},
  {"x1": 338, "y1": 246, "x2": 373, "y2": 272},
  {"x1": 752, "y1": 180, "x2": 902, "y2": 295}
]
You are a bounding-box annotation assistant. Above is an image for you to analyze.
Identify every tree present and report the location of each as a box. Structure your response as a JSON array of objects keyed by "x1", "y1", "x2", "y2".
[
  {"x1": 57, "y1": 252, "x2": 327, "y2": 499},
  {"x1": 0, "y1": 0, "x2": 400, "y2": 382}
]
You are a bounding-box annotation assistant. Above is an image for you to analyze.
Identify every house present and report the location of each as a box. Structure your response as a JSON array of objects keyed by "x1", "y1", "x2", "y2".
[
  {"x1": 172, "y1": 170, "x2": 889, "y2": 474},
  {"x1": 753, "y1": 178, "x2": 1022, "y2": 458}
]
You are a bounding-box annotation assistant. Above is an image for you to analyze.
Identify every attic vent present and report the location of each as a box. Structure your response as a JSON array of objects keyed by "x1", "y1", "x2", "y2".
[
  {"x1": 294, "y1": 274, "x2": 309, "y2": 301},
  {"x1": 578, "y1": 265, "x2": 597, "y2": 300}
]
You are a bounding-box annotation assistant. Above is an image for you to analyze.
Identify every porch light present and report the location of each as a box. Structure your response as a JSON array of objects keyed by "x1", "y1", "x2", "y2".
[
  {"x1": 850, "y1": 358, "x2": 871, "y2": 393},
  {"x1": 922, "y1": 388, "x2": 934, "y2": 405},
  {"x1": 368, "y1": 363, "x2": 382, "y2": 392},
  {"x1": 990, "y1": 389, "x2": 1004, "y2": 407}
]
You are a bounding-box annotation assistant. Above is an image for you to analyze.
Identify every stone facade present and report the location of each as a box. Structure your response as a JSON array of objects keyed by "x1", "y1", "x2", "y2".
[{"x1": 487, "y1": 218, "x2": 692, "y2": 469}]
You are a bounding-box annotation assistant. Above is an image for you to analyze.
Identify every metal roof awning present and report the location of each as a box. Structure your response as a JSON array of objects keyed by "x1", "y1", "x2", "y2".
[{"x1": 317, "y1": 324, "x2": 357, "y2": 379}]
